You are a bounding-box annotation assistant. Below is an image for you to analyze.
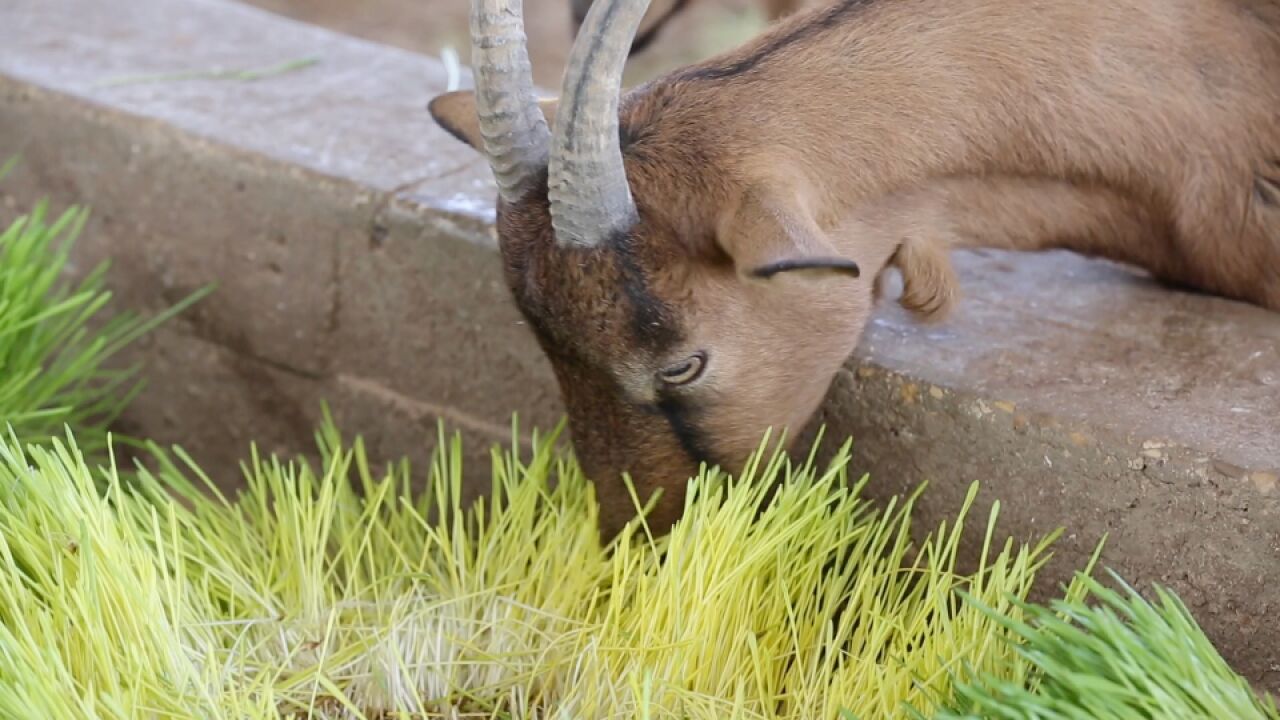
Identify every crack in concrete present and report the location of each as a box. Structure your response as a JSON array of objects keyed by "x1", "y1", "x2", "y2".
[
  {"x1": 231, "y1": 348, "x2": 328, "y2": 381},
  {"x1": 210, "y1": 340, "x2": 535, "y2": 448},
  {"x1": 336, "y1": 372, "x2": 533, "y2": 448},
  {"x1": 366, "y1": 165, "x2": 474, "y2": 248}
]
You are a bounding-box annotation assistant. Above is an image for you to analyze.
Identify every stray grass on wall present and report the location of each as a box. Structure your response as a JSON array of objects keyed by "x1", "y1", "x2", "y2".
[
  {"x1": 924, "y1": 571, "x2": 1280, "y2": 720},
  {"x1": 0, "y1": 418, "x2": 1091, "y2": 720},
  {"x1": 0, "y1": 186, "x2": 208, "y2": 456}
]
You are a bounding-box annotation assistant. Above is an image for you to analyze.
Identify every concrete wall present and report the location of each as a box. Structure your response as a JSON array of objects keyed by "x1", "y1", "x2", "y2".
[{"x1": 2, "y1": 0, "x2": 1277, "y2": 690}]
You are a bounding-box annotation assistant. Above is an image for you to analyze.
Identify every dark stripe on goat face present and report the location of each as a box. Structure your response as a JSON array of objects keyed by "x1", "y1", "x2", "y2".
[
  {"x1": 656, "y1": 393, "x2": 719, "y2": 470},
  {"x1": 678, "y1": 0, "x2": 872, "y2": 81},
  {"x1": 609, "y1": 227, "x2": 681, "y2": 350}
]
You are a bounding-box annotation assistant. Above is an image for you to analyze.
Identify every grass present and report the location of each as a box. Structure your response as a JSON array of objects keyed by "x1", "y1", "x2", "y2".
[
  {"x1": 0, "y1": 173, "x2": 209, "y2": 457},
  {"x1": 93, "y1": 57, "x2": 321, "y2": 88},
  {"x1": 923, "y1": 571, "x2": 1280, "y2": 720},
  {"x1": 0, "y1": 417, "x2": 1105, "y2": 719}
]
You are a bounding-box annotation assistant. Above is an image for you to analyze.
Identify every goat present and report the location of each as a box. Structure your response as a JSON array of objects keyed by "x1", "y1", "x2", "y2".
[
  {"x1": 569, "y1": 0, "x2": 808, "y2": 55},
  {"x1": 429, "y1": 0, "x2": 1280, "y2": 541}
]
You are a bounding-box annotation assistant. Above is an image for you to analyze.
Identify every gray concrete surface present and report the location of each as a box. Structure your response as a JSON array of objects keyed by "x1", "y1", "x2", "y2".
[{"x1": 2, "y1": 0, "x2": 1277, "y2": 691}]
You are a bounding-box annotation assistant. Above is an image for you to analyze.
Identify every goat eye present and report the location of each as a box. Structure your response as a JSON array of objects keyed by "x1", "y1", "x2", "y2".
[{"x1": 658, "y1": 352, "x2": 707, "y2": 386}]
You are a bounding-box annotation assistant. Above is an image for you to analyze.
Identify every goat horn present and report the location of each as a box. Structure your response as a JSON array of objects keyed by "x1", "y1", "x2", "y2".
[
  {"x1": 471, "y1": 0, "x2": 550, "y2": 202},
  {"x1": 548, "y1": 0, "x2": 651, "y2": 246}
]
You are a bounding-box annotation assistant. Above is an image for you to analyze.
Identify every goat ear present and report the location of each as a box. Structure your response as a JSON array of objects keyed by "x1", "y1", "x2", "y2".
[
  {"x1": 718, "y1": 192, "x2": 862, "y2": 281},
  {"x1": 428, "y1": 91, "x2": 560, "y2": 153},
  {"x1": 428, "y1": 90, "x2": 484, "y2": 150}
]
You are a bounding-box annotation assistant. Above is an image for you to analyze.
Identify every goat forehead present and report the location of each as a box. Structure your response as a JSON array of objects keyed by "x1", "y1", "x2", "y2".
[{"x1": 515, "y1": 237, "x2": 682, "y2": 369}]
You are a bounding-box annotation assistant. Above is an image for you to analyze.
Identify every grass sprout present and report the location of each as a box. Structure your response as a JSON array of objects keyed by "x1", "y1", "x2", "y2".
[
  {"x1": 0, "y1": 416, "x2": 1103, "y2": 719},
  {"x1": 0, "y1": 192, "x2": 209, "y2": 457},
  {"x1": 920, "y1": 569, "x2": 1280, "y2": 720},
  {"x1": 94, "y1": 57, "x2": 321, "y2": 88}
]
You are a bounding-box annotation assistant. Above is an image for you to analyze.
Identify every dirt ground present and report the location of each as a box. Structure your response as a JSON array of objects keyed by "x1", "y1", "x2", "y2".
[{"x1": 239, "y1": 0, "x2": 768, "y2": 89}]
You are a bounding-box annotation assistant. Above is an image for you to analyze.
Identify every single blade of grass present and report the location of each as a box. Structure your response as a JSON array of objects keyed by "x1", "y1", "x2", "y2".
[{"x1": 94, "y1": 57, "x2": 321, "y2": 88}]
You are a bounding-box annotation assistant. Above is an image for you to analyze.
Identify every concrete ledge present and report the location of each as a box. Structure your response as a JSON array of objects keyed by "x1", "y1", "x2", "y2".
[{"x1": 3, "y1": 0, "x2": 1277, "y2": 690}]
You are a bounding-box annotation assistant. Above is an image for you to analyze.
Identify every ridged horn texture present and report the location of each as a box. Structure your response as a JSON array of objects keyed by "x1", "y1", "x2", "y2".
[
  {"x1": 547, "y1": 0, "x2": 652, "y2": 247},
  {"x1": 470, "y1": 0, "x2": 550, "y2": 202}
]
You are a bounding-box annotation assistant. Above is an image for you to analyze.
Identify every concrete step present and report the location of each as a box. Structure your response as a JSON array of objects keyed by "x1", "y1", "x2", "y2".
[{"x1": 2, "y1": 0, "x2": 1277, "y2": 690}]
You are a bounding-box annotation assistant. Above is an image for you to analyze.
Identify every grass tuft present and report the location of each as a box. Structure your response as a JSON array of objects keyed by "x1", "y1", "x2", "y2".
[
  {"x1": 921, "y1": 569, "x2": 1280, "y2": 720},
  {"x1": 0, "y1": 189, "x2": 209, "y2": 457},
  {"x1": 1, "y1": 417, "x2": 1096, "y2": 719}
]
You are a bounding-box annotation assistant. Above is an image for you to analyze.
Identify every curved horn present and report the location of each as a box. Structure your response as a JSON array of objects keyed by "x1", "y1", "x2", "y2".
[
  {"x1": 548, "y1": 0, "x2": 651, "y2": 246},
  {"x1": 471, "y1": 0, "x2": 550, "y2": 201}
]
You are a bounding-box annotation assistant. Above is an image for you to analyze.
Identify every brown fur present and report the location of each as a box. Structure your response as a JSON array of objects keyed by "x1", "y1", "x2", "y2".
[{"x1": 431, "y1": 0, "x2": 1280, "y2": 540}]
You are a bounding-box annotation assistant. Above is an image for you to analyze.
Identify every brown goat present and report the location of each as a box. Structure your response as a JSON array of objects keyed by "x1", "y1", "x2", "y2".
[{"x1": 430, "y1": 0, "x2": 1280, "y2": 541}]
